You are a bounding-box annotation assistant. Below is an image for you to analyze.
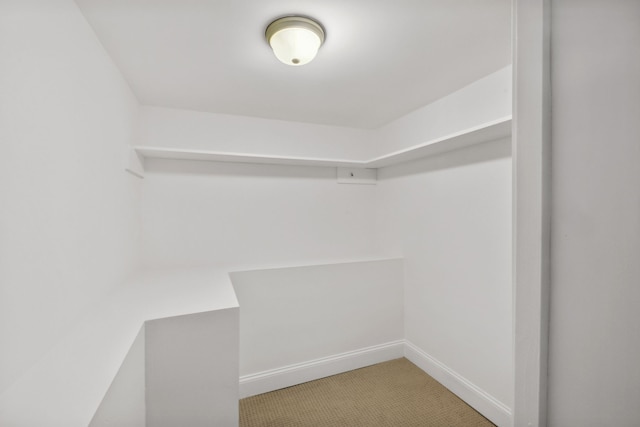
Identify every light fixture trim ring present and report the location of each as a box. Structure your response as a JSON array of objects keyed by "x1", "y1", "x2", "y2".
[{"x1": 265, "y1": 16, "x2": 326, "y2": 47}]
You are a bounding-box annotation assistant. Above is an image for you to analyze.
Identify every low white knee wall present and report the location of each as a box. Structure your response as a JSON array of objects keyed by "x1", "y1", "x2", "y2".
[{"x1": 231, "y1": 258, "x2": 405, "y2": 398}]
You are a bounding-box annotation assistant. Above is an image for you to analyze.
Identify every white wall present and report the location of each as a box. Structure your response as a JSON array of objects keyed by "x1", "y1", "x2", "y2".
[
  {"x1": 145, "y1": 309, "x2": 239, "y2": 427},
  {"x1": 0, "y1": 267, "x2": 238, "y2": 426},
  {"x1": 375, "y1": 138, "x2": 513, "y2": 422},
  {"x1": 140, "y1": 160, "x2": 379, "y2": 270},
  {"x1": 89, "y1": 294, "x2": 239, "y2": 427},
  {"x1": 231, "y1": 259, "x2": 404, "y2": 396},
  {"x1": 90, "y1": 326, "x2": 146, "y2": 427},
  {"x1": 548, "y1": 1, "x2": 640, "y2": 425},
  {"x1": 0, "y1": 1, "x2": 514, "y2": 425},
  {"x1": 134, "y1": 67, "x2": 512, "y2": 166},
  {"x1": 0, "y1": 0, "x2": 140, "y2": 394},
  {"x1": 136, "y1": 66, "x2": 514, "y2": 423},
  {"x1": 135, "y1": 106, "x2": 373, "y2": 161},
  {"x1": 373, "y1": 66, "x2": 512, "y2": 157}
]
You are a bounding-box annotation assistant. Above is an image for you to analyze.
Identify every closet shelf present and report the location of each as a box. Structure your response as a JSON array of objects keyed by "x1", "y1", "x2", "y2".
[
  {"x1": 367, "y1": 116, "x2": 511, "y2": 168},
  {"x1": 132, "y1": 116, "x2": 511, "y2": 171},
  {"x1": 134, "y1": 147, "x2": 365, "y2": 168}
]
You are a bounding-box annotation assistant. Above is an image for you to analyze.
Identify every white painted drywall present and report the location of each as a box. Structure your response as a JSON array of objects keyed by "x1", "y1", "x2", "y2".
[
  {"x1": 137, "y1": 81, "x2": 514, "y2": 420},
  {"x1": 373, "y1": 66, "x2": 512, "y2": 157},
  {"x1": 145, "y1": 308, "x2": 239, "y2": 427},
  {"x1": 231, "y1": 259, "x2": 403, "y2": 377},
  {"x1": 0, "y1": 2, "x2": 515, "y2": 426},
  {"x1": 135, "y1": 106, "x2": 373, "y2": 160},
  {"x1": 88, "y1": 284, "x2": 239, "y2": 427},
  {"x1": 548, "y1": 1, "x2": 640, "y2": 425},
  {"x1": 0, "y1": 266, "x2": 239, "y2": 426},
  {"x1": 89, "y1": 326, "x2": 146, "y2": 427},
  {"x1": 140, "y1": 160, "x2": 379, "y2": 269},
  {"x1": 133, "y1": 67, "x2": 511, "y2": 166},
  {"x1": 0, "y1": 0, "x2": 140, "y2": 395},
  {"x1": 375, "y1": 138, "x2": 513, "y2": 413}
]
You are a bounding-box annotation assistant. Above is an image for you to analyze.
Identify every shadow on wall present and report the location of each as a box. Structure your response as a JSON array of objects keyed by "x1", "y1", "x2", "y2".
[
  {"x1": 379, "y1": 137, "x2": 511, "y2": 180},
  {"x1": 145, "y1": 158, "x2": 337, "y2": 180}
]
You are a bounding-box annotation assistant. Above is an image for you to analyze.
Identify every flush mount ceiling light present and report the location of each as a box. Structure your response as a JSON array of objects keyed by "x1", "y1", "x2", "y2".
[{"x1": 265, "y1": 16, "x2": 325, "y2": 66}]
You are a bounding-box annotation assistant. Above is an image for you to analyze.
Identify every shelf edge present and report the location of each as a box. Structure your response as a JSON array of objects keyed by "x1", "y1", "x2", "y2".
[{"x1": 133, "y1": 116, "x2": 512, "y2": 170}]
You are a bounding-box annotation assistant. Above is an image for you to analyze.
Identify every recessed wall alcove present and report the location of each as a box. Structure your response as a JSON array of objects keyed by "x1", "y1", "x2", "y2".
[
  {"x1": 6, "y1": 1, "x2": 636, "y2": 426},
  {"x1": 105, "y1": 65, "x2": 513, "y2": 427},
  {"x1": 0, "y1": 1, "x2": 522, "y2": 426}
]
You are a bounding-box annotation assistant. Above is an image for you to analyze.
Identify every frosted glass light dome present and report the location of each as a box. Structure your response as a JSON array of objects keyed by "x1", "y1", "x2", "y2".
[{"x1": 266, "y1": 16, "x2": 325, "y2": 66}]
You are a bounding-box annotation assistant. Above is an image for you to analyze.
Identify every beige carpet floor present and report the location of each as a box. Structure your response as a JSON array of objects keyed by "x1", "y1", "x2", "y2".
[{"x1": 240, "y1": 358, "x2": 495, "y2": 427}]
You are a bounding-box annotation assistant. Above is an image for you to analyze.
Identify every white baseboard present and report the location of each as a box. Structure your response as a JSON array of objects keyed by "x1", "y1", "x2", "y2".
[
  {"x1": 239, "y1": 340, "x2": 405, "y2": 398},
  {"x1": 239, "y1": 340, "x2": 512, "y2": 427},
  {"x1": 404, "y1": 340, "x2": 512, "y2": 427}
]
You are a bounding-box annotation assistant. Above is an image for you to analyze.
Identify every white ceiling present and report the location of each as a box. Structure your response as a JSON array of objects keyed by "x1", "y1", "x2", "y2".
[{"x1": 75, "y1": 0, "x2": 511, "y2": 129}]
